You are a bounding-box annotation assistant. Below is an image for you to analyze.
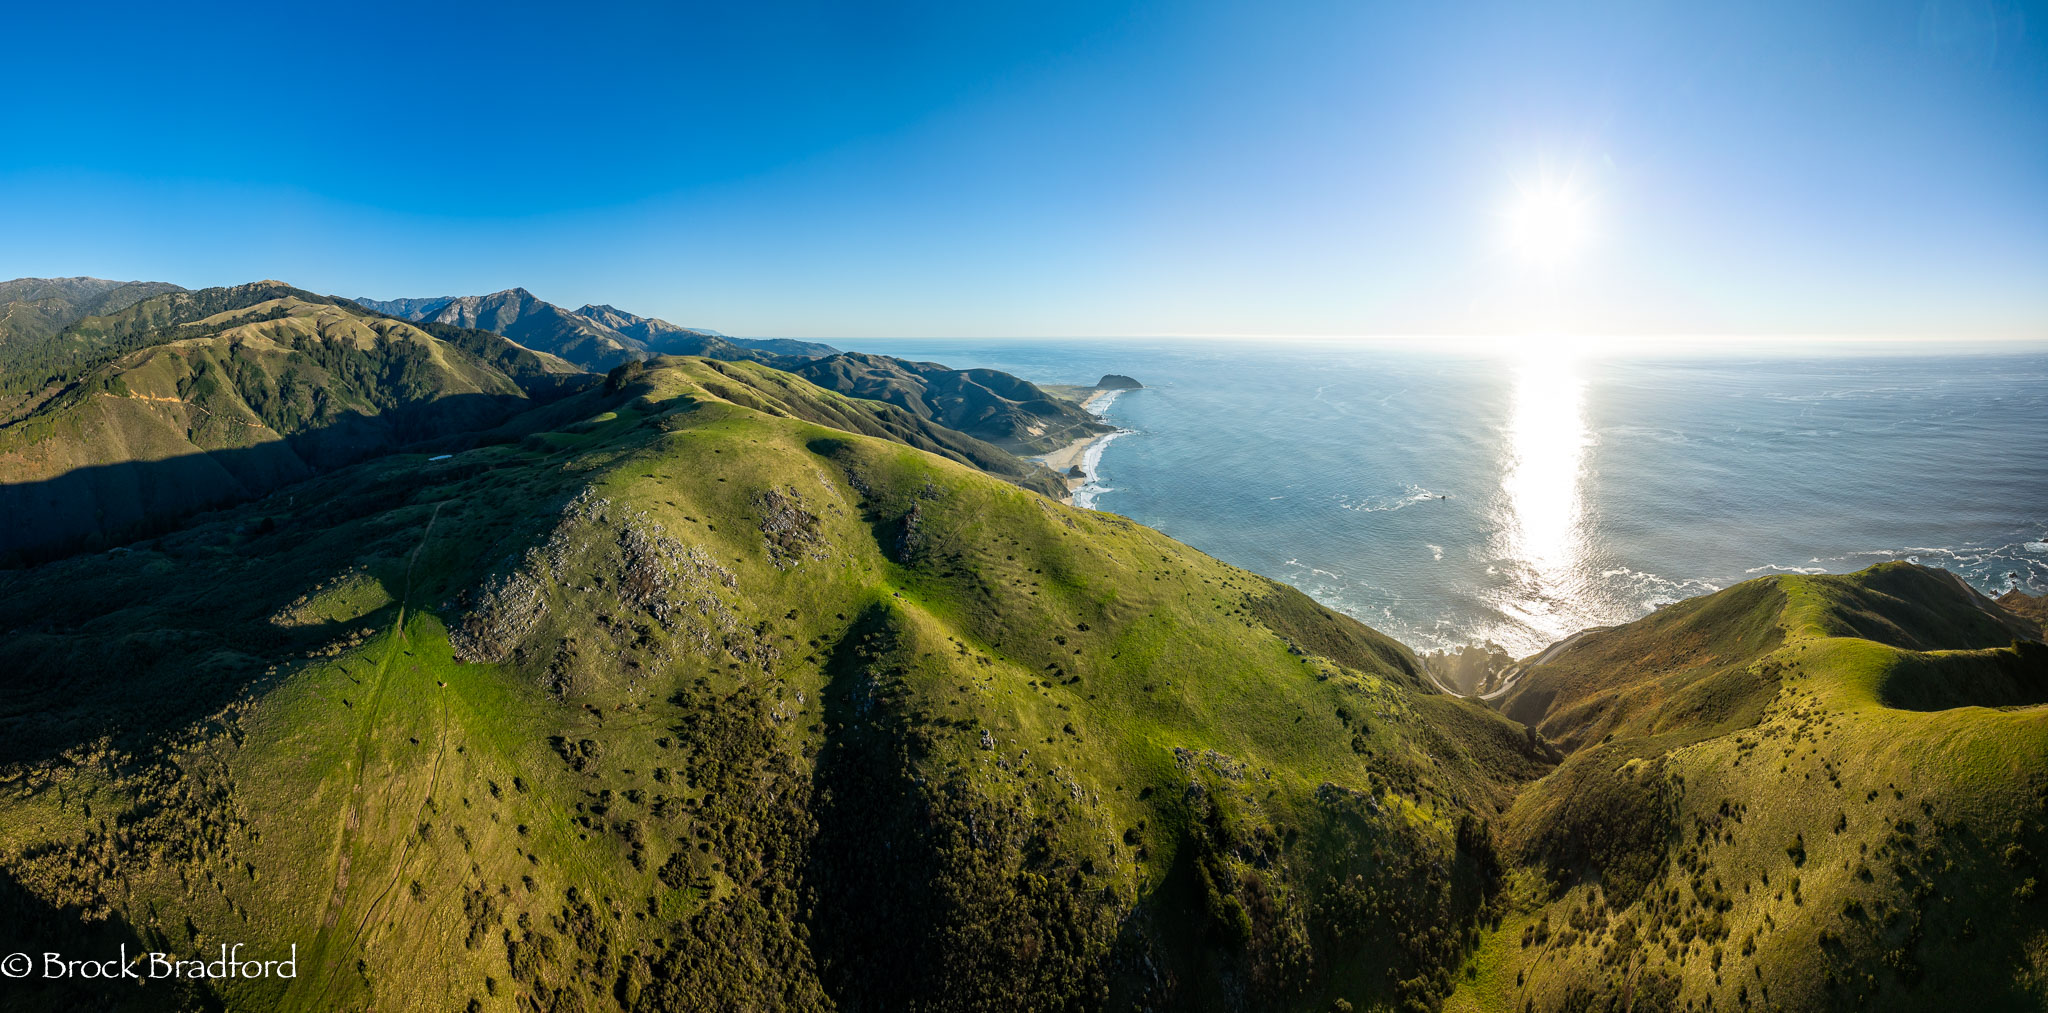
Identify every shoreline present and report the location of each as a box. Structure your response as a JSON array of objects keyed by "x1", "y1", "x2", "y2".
[{"x1": 1033, "y1": 388, "x2": 1128, "y2": 505}]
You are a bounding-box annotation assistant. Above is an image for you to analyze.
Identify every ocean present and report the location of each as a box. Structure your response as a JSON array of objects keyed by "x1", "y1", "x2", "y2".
[{"x1": 842, "y1": 339, "x2": 2048, "y2": 656}]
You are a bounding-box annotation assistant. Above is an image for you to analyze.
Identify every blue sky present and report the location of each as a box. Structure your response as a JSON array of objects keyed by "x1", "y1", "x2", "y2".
[{"x1": 3, "y1": 0, "x2": 2044, "y2": 339}]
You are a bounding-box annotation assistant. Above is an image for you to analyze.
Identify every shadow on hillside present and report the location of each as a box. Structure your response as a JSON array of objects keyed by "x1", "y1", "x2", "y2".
[
  {"x1": 803, "y1": 602, "x2": 950, "y2": 1011},
  {"x1": 1, "y1": 383, "x2": 600, "y2": 568},
  {"x1": 804, "y1": 600, "x2": 1120, "y2": 1010},
  {"x1": 0, "y1": 864, "x2": 220, "y2": 1012},
  {"x1": 0, "y1": 393, "x2": 604, "y2": 770},
  {"x1": 1876, "y1": 640, "x2": 2048, "y2": 711}
]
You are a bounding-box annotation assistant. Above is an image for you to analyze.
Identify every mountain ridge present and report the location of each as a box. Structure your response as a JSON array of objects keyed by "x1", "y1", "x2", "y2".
[
  {"x1": 353, "y1": 289, "x2": 841, "y2": 369},
  {"x1": 0, "y1": 277, "x2": 187, "y2": 350},
  {"x1": 792, "y1": 350, "x2": 1111, "y2": 454},
  {"x1": 0, "y1": 294, "x2": 595, "y2": 564}
]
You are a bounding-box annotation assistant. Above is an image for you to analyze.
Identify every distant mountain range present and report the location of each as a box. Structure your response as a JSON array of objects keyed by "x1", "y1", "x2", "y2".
[
  {"x1": 351, "y1": 289, "x2": 838, "y2": 370},
  {"x1": 352, "y1": 288, "x2": 1106, "y2": 454}
]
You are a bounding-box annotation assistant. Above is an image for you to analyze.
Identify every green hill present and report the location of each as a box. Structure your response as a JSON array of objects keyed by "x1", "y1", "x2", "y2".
[
  {"x1": 0, "y1": 295, "x2": 588, "y2": 564},
  {"x1": 1999, "y1": 589, "x2": 2048, "y2": 637},
  {"x1": 0, "y1": 277, "x2": 185, "y2": 350},
  {"x1": 0, "y1": 353, "x2": 1549, "y2": 1013},
  {"x1": 0, "y1": 281, "x2": 353, "y2": 402},
  {"x1": 792, "y1": 351, "x2": 1111, "y2": 454},
  {"x1": 1451, "y1": 563, "x2": 2048, "y2": 1013},
  {"x1": 352, "y1": 292, "x2": 1099, "y2": 456}
]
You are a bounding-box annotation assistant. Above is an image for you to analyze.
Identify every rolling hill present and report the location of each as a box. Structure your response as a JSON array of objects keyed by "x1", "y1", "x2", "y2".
[
  {"x1": 0, "y1": 277, "x2": 186, "y2": 349},
  {"x1": 1448, "y1": 563, "x2": 2048, "y2": 1012},
  {"x1": 792, "y1": 351, "x2": 1112, "y2": 454},
  {"x1": 0, "y1": 354, "x2": 1547, "y2": 1013},
  {"x1": 0, "y1": 282, "x2": 1088, "y2": 568},
  {"x1": 351, "y1": 291, "x2": 1103, "y2": 455},
  {"x1": 0, "y1": 294, "x2": 589, "y2": 564}
]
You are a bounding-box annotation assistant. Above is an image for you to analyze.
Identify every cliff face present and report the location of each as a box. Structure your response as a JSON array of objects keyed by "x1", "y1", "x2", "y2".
[{"x1": 1999, "y1": 588, "x2": 2048, "y2": 635}]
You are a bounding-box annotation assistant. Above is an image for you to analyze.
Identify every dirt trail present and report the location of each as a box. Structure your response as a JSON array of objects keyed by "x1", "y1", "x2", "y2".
[
  {"x1": 304, "y1": 501, "x2": 445, "y2": 1006},
  {"x1": 98, "y1": 390, "x2": 270, "y2": 428}
]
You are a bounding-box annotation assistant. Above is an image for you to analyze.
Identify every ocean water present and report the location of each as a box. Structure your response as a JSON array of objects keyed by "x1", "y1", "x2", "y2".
[{"x1": 845, "y1": 339, "x2": 2048, "y2": 656}]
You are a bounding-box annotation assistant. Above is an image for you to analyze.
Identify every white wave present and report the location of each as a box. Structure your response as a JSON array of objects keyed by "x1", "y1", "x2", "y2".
[
  {"x1": 1070, "y1": 429, "x2": 1133, "y2": 510},
  {"x1": 1604, "y1": 425, "x2": 1690, "y2": 445},
  {"x1": 1086, "y1": 389, "x2": 1125, "y2": 415},
  {"x1": 1427, "y1": 543, "x2": 1444, "y2": 561},
  {"x1": 1337, "y1": 484, "x2": 1442, "y2": 513},
  {"x1": 1745, "y1": 563, "x2": 1829, "y2": 574}
]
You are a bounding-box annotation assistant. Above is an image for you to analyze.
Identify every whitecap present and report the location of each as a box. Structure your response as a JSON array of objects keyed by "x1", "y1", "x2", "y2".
[{"x1": 1336, "y1": 484, "x2": 1441, "y2": 513}]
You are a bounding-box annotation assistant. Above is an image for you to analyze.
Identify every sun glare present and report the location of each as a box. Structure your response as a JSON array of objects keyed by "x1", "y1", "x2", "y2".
[{"x1": 1502, "y1": 180, "x2": 1593, "y2": 267}]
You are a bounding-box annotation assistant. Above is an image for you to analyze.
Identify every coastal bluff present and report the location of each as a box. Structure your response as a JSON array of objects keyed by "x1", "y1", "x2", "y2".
[{"x1": 1096, "y1": 373, "x2": 1143, "y2": 389}]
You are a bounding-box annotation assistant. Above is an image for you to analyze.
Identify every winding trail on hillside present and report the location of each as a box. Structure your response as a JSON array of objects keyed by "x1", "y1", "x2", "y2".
[
  {"x1": 1476, "y1": 627, "x2": 1605, "y2": 701},
  {"x1": 344, "y1": 657, "x2": 454, "y2": 955},
  {"x1": 98, "y1": 390, "x2": 272, "y2": 428},
  {"x1": 305, "y1": 500, "x2": 445, "y2": 1008}
]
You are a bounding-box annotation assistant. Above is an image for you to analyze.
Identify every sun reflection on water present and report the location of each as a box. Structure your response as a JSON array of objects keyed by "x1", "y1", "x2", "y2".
[{"x1": 1486, "y1": 349, "x2": 1595, "y2": 648}]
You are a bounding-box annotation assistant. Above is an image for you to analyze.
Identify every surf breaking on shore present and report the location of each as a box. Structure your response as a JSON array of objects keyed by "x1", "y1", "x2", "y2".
[{"x1": 1033, "y1": 388, "x2": 1131, "y2": 509}]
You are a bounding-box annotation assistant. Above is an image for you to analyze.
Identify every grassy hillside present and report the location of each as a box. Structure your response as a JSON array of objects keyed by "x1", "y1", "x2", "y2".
[
  {"x1": 1451, "y1": 563, "x2": 2048, "y2": 1013},
  {"x1": 0, "y1": 277, "x2": 185, "y2": 351},
  {"x1": 1999, "y1": 590, "x2": 2048, "y2": 637},
  {"x1": 352, "y1": 292, "x2": 1102, "y2": 457},
  {"x1": 0, "y1": 297, "x2": 589, "y2": 564},
  {"x1": 600, "y1": 357, "x2": 1072, "y2": 500},
  {"x1": 793, "y1": 352, "x2": 1111, "y2": 455},
  {"x1": 0, "y1": 281, "x2": 348, "y2": 402},
  {"x1": 0, "y1": 354, "x2": 1553, "y2": 1013}
]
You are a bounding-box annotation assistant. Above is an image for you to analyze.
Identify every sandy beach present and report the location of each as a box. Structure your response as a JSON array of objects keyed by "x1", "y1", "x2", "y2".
[{"x1": 1033, "y1": 389, "x2": 1123, "y2": 502}]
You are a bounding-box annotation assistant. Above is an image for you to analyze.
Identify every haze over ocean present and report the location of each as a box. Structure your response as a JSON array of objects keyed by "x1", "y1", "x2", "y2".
[{"x1": 844, "y1": 339, "x2": 2048, "y2": 655}]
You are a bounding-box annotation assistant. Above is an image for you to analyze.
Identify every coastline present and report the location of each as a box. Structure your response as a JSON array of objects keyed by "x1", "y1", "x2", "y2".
[{"x1": 1033, "y1": 388, "x2": 1128, "y2": 506}]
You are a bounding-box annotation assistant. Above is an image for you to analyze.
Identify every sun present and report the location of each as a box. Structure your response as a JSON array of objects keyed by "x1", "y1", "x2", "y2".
[{"x1": 1502, "y1": 180, "x2": 1593, "y2": 267}]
